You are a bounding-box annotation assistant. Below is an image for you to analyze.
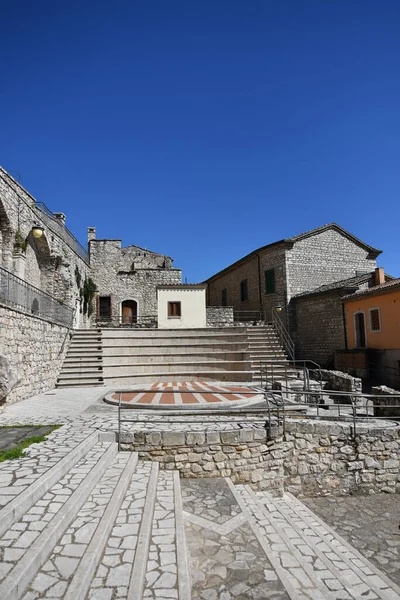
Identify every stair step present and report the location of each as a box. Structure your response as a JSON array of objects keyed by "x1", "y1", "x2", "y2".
[
  {"x1": 0, "y1": 430, "x2": 99, "y2": 539},
  {"x1": 0, "y1": 441, "x2": 118, "y2": 600},
  {"x1": 20, "y1": 452, "x2": 137, "y2": 600}
]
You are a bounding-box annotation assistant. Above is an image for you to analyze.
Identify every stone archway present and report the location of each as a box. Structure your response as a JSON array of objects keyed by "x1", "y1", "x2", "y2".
[{"x1": 121, "y1": 299, "x2": 138, "y2": 324}]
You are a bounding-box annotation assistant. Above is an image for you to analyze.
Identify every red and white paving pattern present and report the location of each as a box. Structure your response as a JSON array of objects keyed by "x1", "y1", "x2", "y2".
[{"x1": 108, "y1": 381, "x2": 261, "y2": 407}]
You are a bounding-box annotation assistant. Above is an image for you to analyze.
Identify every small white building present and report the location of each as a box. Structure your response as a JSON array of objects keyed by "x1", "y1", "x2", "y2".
[{"x1": 157, "y1": 284, "x2": 206, "y2": 329}]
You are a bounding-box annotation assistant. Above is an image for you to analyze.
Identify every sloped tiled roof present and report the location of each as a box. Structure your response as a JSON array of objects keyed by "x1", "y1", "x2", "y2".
[
  {"x1": 293, "y1": 273, "x2": 375, "y2": 299},
  {"x1": 343, "y1": 278, "x2": 400, "y2": 300}
]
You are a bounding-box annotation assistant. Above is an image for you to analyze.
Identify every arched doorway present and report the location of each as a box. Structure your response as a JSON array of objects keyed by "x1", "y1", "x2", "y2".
[
  {"x1": 354, "y1": 312, "x2": 366, "y2": 348},
  {"x1": 121, "y1": 300, "x2": 138, "y2": 324}
]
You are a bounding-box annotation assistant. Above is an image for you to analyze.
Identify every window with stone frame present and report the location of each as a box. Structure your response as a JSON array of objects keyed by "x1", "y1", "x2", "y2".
[
  {"x1": 168, "y1": 301, "x2": 181, "y2": 318},
  {"x1": 221, "y1": 288, "x2": 227, "y2": 306},
  {"x1": 265, "y1": 269, "x2": 276, "y2": 294},
  {"x1": 369, "y1": 308, "x2": 381, "y2": 332},
  {"x1": 98, "y1": 296, "x2": 112, "y2": 319},
  {"x1": 240, "y1": 279, "x2": 248, "y2": 301}
]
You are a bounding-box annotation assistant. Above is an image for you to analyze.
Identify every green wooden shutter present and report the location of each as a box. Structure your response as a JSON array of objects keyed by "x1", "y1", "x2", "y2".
[{"x1": 265, "y1": 269, "x2": 275, "y2": 294}]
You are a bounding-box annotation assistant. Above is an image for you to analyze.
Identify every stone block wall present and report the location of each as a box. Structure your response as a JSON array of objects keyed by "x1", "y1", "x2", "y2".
[
  {"x1": 311, "y1": 369, "x2": 362, "y2": 394},
  {"x1": 292, "y1": 291, "x2": 345, "y2": 366},
  {"x1": 372, "y1": 386, "x2": 400, "y2": 419},
  {"x1": 286, "y1": 229, "x2": 377, "y2": 299},
  {"x1": 283, "y1": 420, "x2": 400, "y2": 497},
  {"x1": 120, "y1": 418, "x2": 400, "y2": 497},
  {"x1": 89, "y1": 239, "x2": 182, "y2": 319},
  {"x1": 0, "y1": 303, "x2": 70, "y2": 406},
  {"x1": 120, "y1": 426, "x2": 284, "y2": 493},
  {"x1": 206, "y1": 306, "x2": 234, "y2": 327}
]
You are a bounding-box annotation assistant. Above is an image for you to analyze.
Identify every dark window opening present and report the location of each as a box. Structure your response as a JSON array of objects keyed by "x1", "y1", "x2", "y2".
[
  {"x1": 168, "y1": 301, "x2": 181, "y2": 317},
  {"x1": 265, "y1": 269, "x2": 276, "y2": 294},
  {"x1": 370, "y1": 309, "x2": 381, "y2": 332},
  {"x1": 240, "y1": 279, "x2": 248, "y2": 301},
  {"x1": 99, "y1": 296, "x2": 112, "y2": 319},
  {"x1": 221, "y1": 288, "x2": 227, "y2": 307}
]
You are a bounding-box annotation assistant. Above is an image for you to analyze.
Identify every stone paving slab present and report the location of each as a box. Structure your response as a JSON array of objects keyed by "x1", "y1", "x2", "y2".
[{"x1": 302, "y1": 494, "x2": 400, "y2": 588}]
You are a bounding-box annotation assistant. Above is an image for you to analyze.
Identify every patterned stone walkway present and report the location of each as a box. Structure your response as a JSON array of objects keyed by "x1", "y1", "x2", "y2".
[
  {"x1": 107, "y1": 382, "x2": 261, "y2": 408},
  {"x1": 0, "y1": 387, "x2": 399, "y2": 599}
]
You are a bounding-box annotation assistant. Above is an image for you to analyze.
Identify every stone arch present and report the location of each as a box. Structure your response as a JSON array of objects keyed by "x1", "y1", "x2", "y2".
[
  {"x1": 120, "y1": 298, "x2": 139, "y2": 324},
  {"x1": 0, "y1": 198, "x2": 13, "y2": 270},
  {"x1": 25, "y1": 231, "x2": 55, "y2": 294}
]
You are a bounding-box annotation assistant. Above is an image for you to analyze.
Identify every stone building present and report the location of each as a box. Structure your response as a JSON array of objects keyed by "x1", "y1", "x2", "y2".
[
  {"x1": 205, "y1": 223, "x2": 382, "y2": 364},
  {"x1": 292, "y1": 269, "x2": 393, "y2": 367},
  {"x1": 88, "y1": 228, "x2": 182, "y2": 325},
  {"x1": 0, "y1": 167, "x2": 92, "y2": 404}
]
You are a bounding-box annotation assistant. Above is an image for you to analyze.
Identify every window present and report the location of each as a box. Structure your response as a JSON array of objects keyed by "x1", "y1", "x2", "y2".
[
  {"x1": 369, "y1": 308, "x2": 381, "y2": 332},
  {"x1": 265, "y1": 269, "x2": 276, "y2": 294},
  {"x1": 221, "y1": 288, "x2": 227, "y2": 306},
  {"x1": 168, "y1": 301, "x2": 181, "y2": 318},
  {"x1": 240, "y1": 279, "x2": 248, "y2": 301},
  {"x1": 99, "y1": 296, "x2": 111, "y2": 318}
]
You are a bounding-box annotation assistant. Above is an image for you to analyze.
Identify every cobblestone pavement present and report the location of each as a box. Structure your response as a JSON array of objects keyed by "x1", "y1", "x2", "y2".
[
  {"x1": 0, "y1": 386, "x2": 399, "y2": 599},
  {"x1": 303, "y1": 494, "x2": 400, "y2": 588}
]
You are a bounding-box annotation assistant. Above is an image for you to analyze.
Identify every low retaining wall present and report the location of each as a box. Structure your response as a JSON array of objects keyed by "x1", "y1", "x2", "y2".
[
  {"x1": 372, "y1": 385, "x2": 400, "y2": 419},
  {"x1": 206, "y1": 306, "x2": 234, "y2": 327},
  {"x1": 0, "y1": 303, "x2": 70, "y2": 406},
  {"x1": 311, "y1": 368, "x2": 362, "y2": 401},
  {"x1": 120, "y1": 418, "x2": 400, "y2": 497},
  {"x1": 121, "y1": 425, "x2": 283, "y2": 493}
]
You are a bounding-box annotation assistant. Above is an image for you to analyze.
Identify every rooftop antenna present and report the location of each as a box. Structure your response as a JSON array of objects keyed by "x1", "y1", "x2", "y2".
[{"x1": 6, "y1": 170, "x2": 21, "y2": 181}]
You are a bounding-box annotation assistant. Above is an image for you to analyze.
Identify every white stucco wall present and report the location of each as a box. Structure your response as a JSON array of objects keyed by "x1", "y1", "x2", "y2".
[{"x1": 157, "y1": 287, "x2": 206, "y2": 329}]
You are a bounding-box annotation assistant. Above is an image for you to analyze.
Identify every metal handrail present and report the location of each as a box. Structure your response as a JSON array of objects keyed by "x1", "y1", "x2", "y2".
[
  {"x1": 271, "y1": 308, "x2": 295, "y2": 360},
  {"x1": 0, "y1": 266, "x2": 74, "y2": 327}
]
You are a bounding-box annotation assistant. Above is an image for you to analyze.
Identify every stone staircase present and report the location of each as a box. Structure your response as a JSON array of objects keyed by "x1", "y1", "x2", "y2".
[
  {"x1": 1, "y1": 430, "x2": 399, "y2": 600},
  {"x1": 247, "y1": 324, "x2": 296, "y2": 383},
  {"x1": 56, "y1": 325, "x2": 295, "y2": 388},
  {"x1": 100, "y1": 327, "x2": 253, "y2": 385},
  {"x1": 56, "y1": 329, "x2": 104, "y2": 388}
]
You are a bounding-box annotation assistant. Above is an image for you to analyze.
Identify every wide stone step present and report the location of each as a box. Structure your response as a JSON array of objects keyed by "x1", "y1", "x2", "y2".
[
  {"x1": 101, "y1": 327, "x2": 247, "y2": 338},
  {"x1": 102, "y1": 370, "x2": 252, "y2": 384},
  {"x1": 103, "y1": 342, "x2": 248, "y2": 355},
  {"x1": 0, "y1": 430, "x2": 100, "y2": 538},
  {"x1": 56, "y1": 378, "x2": 104, "y2": 388},
  {"x1": 104, "y1": 360, "x2": 251, "y2": 375},
  {"x1": 18, "y1": 452, "x2": 138, "y2": 600},
  {"x1": 103, "y1": 352, "x2": 245, "y2": 366},
  {"x1": 0, "y1": 440, "x2": 119, "y2": 600}
]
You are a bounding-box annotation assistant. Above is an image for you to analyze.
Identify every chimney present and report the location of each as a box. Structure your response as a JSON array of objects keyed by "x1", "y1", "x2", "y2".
[
  {"x1": 374, "y1": 267, "x2": 385, "y2": 286},
  {"x1": 88, "y1": 227, "x2": 96, "y2": 243},
  {"x1": 53, "y1": 212, "x2": 66, "y2": 225}
]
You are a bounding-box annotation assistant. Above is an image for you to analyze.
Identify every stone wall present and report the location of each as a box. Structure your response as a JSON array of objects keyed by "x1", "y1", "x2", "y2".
[
  {"x1": 206, "y1": 306, "x2": 234, "y2": 327},
  {"x1": 283, "y1": 419, "x2": 400, "y2": 497},
  {"x1": 120, "y1": 426, "x2": 284, "y2": 493},
  {"x1": 0, "y1": 167, "x2": 91, "y2": 328},
  {"x1": 89, "y1": 239, "x2": 182, "y2": 319},
  {"x1": 286, "y1": 229, "x2": 377, "y2": 299},
  {"x1": 292, "y1": 291, "x2": 345, "y2": 366},
  {"x1": 120, "y1": 418, "x2": 400, "y2": 497},
  {"x1": 372, "y1": 386, "x2": 400, "y2": 419},
  {"x1": 311, "y1": 369, "x2": 362, "y2": 394},
  {"x1": 0, "y1": 303, "x2": 70, "y2": 406}
]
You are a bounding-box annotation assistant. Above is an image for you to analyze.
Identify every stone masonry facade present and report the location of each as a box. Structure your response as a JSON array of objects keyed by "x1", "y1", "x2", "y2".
[
  {"x1": 89, "y1": 234, "x2": 182, "y2": 322},
  {"x1": 0, "y1": 303, "x2": 70, "y2": 405}
]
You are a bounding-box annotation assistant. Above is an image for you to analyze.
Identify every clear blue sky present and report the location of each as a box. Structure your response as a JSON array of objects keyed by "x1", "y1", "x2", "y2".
[{"x1": 2, "y1": 1, "x2": 399, "y2": 281}]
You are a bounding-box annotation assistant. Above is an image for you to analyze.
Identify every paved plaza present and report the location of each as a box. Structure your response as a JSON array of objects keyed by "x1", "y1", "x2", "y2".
[{"x1": 0, "y1": 386, "x2": 400, "y2": 599}]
